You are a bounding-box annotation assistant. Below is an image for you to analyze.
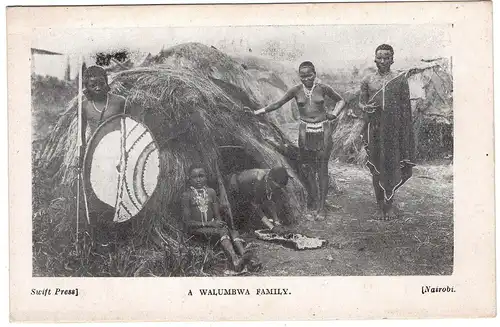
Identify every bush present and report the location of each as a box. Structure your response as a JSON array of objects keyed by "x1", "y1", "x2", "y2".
[{"x1": 31, "y1": 74, "x2": 77, "y2": 141}]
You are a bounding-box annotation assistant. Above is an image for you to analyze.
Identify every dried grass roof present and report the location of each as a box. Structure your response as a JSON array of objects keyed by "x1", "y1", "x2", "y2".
[{"x1": 39, "y1": 64, "x2": 306, "y2": 236}]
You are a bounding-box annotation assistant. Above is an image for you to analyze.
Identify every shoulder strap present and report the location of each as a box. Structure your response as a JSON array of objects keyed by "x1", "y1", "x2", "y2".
[
  {"x1": 98, "y1": 94, "x2": 109, "y2": 123},
  {"x1": 98, "y1": 107, "x2": 106, "y2": 123}
]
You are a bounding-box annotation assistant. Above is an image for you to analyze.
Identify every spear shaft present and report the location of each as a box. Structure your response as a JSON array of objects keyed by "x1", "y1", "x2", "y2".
[{"x1": 76, "y1": 56, "x2": 84, "y2": 253}]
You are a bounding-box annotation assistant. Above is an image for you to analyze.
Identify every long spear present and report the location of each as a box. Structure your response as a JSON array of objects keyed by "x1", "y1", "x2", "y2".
[
  {"x1": 75, "y1": 57, "x2": 83, "y2": 253},
  {"x1": 215, "y1": 163, "x2": 235, "y2": 230},
  {"x1": 76, "y1": 56, "x2": 91, "y2": 252}
]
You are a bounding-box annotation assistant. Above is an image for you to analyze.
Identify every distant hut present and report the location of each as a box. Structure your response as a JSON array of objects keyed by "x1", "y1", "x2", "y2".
[
  {"x1": 406, "y1": 58, "x2": 453, "y2": 160},
  {"x1": 31, "y1": 48, "x2": 65, "y2": 79},
  {"x1": 31, "y1": 48, "x2": 77, "y2": 147},
  {"x1": 331, "y1": 58, "x2": 453, "y2": 164}
]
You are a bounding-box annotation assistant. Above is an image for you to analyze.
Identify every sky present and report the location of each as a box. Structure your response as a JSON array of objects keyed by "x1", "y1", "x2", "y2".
[{"x1": 32, "y1": 24, "x2": 452, "y2": 79}]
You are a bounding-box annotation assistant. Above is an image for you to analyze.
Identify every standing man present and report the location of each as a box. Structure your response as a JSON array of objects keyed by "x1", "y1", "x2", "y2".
[
  {"x1": 79, "y1": 66, "x2": 128, "y2": 246},
  {"x1": 359, "y1": 44, "x2": 416, "y2": 220}
]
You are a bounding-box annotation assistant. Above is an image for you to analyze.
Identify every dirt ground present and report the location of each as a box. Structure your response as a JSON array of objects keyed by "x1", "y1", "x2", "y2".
[{"x1": 240, "y1": 162, "x2": 454, "y2": 276}]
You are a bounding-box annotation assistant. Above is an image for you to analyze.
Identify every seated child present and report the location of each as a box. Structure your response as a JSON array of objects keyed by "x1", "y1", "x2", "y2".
[
  {"x1": 181, "y1": 164, "x2": 255, "y2": 272},
  {"x1": 227, "y1": 167, "x2": 292, "y2": 234}
]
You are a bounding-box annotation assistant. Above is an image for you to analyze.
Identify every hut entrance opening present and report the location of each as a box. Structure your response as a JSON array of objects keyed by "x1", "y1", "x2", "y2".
[{"x1": 218, "y1": 145, "x2": 261, "y2": 176}]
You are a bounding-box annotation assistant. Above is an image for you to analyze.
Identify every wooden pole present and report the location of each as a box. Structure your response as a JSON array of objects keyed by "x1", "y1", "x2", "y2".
[
  {"x1": 215, "y1": 163, "x2": 235, "y2": 230},
  {"x1": 75, "y1": 56, "x2": 84, "y2": 253}
]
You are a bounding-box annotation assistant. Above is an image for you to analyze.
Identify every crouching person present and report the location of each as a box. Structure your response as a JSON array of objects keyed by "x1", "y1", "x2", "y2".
[
  {"x1": 181, "y1": 164, "x2": 253, "y2": 272},
  {"x1": 228, "y1": 167, "x2": 292, "y2": 234}
]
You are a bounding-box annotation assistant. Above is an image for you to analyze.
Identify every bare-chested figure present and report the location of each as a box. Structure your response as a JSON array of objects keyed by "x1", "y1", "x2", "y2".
[
  {"x1": 227, "y1": 167, "x2": 291, "y2": 234},
  {"x1": 182, "y1": 164, "x2": 258, "y2": 272},
  {"x1": 81, "y1": 66, "x2": 127, "y2": 140},
  {"x1": 79, "y1": 66, "x2": 128, "y2": 243},
  {"x1": 254, "y1": 61, "x2": 346, "y2": 219}
]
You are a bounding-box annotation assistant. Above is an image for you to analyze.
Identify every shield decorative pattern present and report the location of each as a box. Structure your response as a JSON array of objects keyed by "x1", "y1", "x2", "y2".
[{"x1": 83, "y1": 114, "x2": 160, "y2": 223}]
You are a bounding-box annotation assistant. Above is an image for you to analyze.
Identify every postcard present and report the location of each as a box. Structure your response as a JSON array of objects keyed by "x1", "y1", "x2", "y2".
[{"x1": 7, "y1": 1, "x2": 495, "y2": 322}]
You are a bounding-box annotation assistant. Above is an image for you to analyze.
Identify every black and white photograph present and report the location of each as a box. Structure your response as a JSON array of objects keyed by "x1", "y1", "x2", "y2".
[
  {"x1": 31, "y1": 23, "x2": 454, "y2": 277},
  {"x1": 8, "y1": 2, "x2": 495, "y2": 322}
]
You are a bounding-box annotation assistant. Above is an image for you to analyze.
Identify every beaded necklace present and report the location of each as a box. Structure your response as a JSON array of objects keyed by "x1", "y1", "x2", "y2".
[
  {"x1": 91, "y1": 93, "x2": 109, "y2": 114},
  {"x1": 303, "y1": 82, "x2": 317, "y2": 105},
  {"x1": 191, "y1": 186, "x2": 209, "y2": 225}
]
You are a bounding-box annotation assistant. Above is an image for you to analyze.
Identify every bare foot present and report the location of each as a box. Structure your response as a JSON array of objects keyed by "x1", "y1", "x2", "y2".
[
  {"x1": 332, "y1": 185, "x2": 345, "y2": 195},
  {"x1": 315, "y1": 209, "x2": 327, "y2": 220},
  {"x1": 232, "y1": 254, "x2": 251, "y2": 272},
  {"x1": 384, "y1": 208, "x2": 397, "y2": 220},
  {"x1": 372, "y1": 201, "x2": 386, "y2": 221},
  {"x1": 248, "y1": 258, "x2": 263, "y2": 272},
  {"x1": 307, "y1": 198, "x2": 316, "y2": 210},
  {"x1": 325, "y1": 201, "x2": 342, "y2": 210},
  {"x1": 393, "y1": 205, "x2": 403, "y2": 218},
  {"x1": 305, "y1": 213, "x2": 316, "y2": 221},
  {"x1": 232, "y1": 258, "x2": 243, "y2": 272},
  {"x1": 382, "y1": 202, "x2": 398, "y2": 221}
]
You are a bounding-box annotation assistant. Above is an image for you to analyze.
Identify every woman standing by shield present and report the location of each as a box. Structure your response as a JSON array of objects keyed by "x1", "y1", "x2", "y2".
[{"x1": 254, "y1": 61, "x2": 346, "y2": 219}]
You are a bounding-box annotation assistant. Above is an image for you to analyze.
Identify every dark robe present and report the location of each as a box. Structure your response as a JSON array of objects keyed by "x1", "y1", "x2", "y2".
[{"x1": 361, "y1": 71, "x2": 415, "y2": 201}]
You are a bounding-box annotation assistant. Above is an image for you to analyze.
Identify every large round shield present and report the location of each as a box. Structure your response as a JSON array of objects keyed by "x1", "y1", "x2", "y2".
[{"x1": 83, "y1": 114, "x2": 160, "y2": 223}]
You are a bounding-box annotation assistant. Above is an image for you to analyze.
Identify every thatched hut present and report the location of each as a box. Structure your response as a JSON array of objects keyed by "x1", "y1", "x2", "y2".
[
  {"x1": 232, "y1": 54, "x2": 300, "y2": 124},
  {"x1": 38, "y1": 62, "x2": 306, "y2": 247},
  {"x1": 150, "y1": 43, "x2": 261, "y2": 108},
  {"x1": 150, "y1": 43, "x2": 302, "y2": 126},
  {"x1": 407, "y1": 58, "x2": 453, "y2": 160}
]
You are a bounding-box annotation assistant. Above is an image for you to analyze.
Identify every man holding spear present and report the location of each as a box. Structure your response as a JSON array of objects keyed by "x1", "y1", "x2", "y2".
[
  {"x1": 359, "y1": 44, "x2": 416, "y2": 220},
  {"x1": 76, "y1": 64, "x2": 127, "y2": 251}
]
